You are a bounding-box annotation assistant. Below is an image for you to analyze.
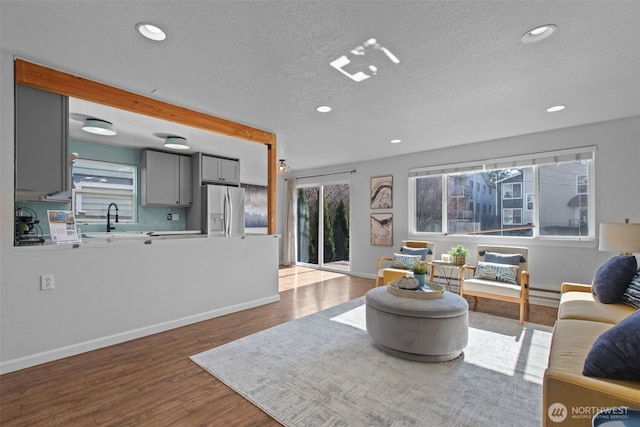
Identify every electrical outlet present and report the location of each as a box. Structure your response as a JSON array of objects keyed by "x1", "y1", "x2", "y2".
[
  {"x1": 40, "y1": 274, "x2": 54, "y2": 291},
  {"x1": 167, "y1": 213, "x2": 172, "y2": 220}
]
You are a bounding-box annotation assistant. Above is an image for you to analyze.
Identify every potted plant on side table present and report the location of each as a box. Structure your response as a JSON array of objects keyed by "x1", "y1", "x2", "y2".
[
  {"x1": 412, "y1": 263, "x2": 428, "y2": 286},
  {"x1": 449, "y1": 245, "x2": 470, "y2": 266}
]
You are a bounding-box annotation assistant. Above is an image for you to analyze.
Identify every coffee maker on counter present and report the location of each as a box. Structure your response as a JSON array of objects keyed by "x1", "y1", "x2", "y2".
[{"x1": 15, "y1": 206, "x2": 45, "y2": 246}]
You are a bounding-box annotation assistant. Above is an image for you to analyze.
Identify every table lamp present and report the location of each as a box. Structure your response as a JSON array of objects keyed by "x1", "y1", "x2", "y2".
[{"x1": 599, "y1": 219, "x2": 640, "y2": 256}]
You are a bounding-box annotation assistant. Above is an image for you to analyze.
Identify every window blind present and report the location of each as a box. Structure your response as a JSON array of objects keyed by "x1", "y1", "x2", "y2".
[{"x1": 409, "y1": 146, "x2": 596, "y2": 177}]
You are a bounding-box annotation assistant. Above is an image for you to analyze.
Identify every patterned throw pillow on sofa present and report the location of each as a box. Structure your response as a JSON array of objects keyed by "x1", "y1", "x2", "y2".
[
  {"x1": 474, "y1": 262, "x2": 518, "y2": 285},
  {"x1": 622, "y1": 269, "x2": 640, "y2": 309}
]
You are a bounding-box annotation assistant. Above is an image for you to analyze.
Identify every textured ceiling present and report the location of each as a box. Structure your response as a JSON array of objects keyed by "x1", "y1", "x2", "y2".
[{"x1": 1, "y1": 1, "x2": 639, "y2": 172}]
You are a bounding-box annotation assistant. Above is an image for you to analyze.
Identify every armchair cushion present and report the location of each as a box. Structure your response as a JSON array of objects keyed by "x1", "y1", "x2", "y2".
[
  {"x1": 583, "y1": 310, "x2": 640, "y2": 380},
  {"x1": 592, "y1": 256, "x2": 637, "y2": 304},
  {"x1": 484, "y1": 252, "x2": 525, "y2": 265},
  {"x1": 474, "y1": 262, "x2": 518, "y2": 285},
  {"x1": 400, "y1": 246, "x2": 432, "y2": 261},
  {"x1": 392, "y1": 253, "x2": 421, "y2": 270}
]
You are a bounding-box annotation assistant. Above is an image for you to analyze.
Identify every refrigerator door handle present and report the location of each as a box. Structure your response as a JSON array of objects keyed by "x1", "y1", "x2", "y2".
[{"x1": 226, "y1": 190, "x2": 233, "y2": 235}]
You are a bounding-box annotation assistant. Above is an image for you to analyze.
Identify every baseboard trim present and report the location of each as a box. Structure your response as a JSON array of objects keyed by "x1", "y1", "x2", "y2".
[{"x1": 0, "y1": 294, "x2": 280, "y2": 375}]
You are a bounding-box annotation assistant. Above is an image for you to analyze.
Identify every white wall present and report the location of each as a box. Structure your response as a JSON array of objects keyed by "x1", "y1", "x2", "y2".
[
  {"x1": 0, "y1": 54, "x2": 280, "y2": 374},
  {"x1": 279, "y1": 116, "x2": 640, "y2": 297}
]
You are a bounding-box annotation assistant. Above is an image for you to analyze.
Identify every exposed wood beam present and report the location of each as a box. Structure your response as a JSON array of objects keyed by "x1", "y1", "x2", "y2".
[{"x1": 14, "y1": 59, "x2": 278, "y2": 234}]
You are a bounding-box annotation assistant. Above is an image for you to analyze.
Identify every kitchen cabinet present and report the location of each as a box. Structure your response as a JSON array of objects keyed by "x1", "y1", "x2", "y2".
[
  {"x1": 141, "y1": 150, "x2": 192, "y2": 206},
  {"x1": 201, "y1": 155, "x2": 239, "y2": 185},
  {"x1": 15, "y1": 84, "x2": 69, "y2": 195}
]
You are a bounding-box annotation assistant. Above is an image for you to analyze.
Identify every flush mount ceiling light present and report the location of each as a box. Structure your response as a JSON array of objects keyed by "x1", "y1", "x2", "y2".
[
  {"x1": 277, "y1": 159, "x2": 290, "y2": 173},
  {"x1": 521, "y1": 24, "x2": 557, "y2": 44},
  {"x1": 546, "y1": 105, "x2": 566, "y2": 112},
  {"x1": 136, "y1": 23, "x2": 167, "y2": 41},
  {"x1": 82, "y1": 118, "x2": 117, "y2": 136},
  {"x1": 316, "y1": 105, "x2": 332, "y2": 113},
  {"x1": 390, "y1": 139, "x2": 402, "y2": 144},
  {"x1": 164, "y1": 136, "x2": 189, "y2": 150}
]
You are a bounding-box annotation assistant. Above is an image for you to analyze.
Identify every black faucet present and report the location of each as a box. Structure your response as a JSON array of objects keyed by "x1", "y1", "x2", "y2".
[{"x1": 107, "y1": 203, "x2": 119, "y2": 232}]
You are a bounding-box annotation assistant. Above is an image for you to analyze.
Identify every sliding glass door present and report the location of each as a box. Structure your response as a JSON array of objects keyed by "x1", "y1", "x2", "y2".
[{"x1": 297, "y1": 183, "x2": 350, "y2": 271}]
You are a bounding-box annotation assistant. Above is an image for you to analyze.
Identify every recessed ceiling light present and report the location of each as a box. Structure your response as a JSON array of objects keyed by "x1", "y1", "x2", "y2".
[
  {"x1": 316, "y1": 105, "x2": 332, "y2": 113},
  {"x1": 546, "y1": 105, "x2": 566, "y2": 113},
  {"x1": 390, "y1": 139, "x2": 402, "y2": 144},
  {"x1": 521, "y1": 24, "x2": 556, "y2": 44},
  {"x1": 136, "y1": 23, "x2": 167, "y2": 41}
]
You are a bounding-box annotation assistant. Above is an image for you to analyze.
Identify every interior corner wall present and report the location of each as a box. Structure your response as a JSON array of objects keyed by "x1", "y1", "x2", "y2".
[{"x1": 278, "y1": 116, "x2": 640, "y2": 293}]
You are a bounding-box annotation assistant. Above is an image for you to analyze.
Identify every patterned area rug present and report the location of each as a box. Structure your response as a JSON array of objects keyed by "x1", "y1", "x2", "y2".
[{"x1": 191, "y1": 297, "x2": 552, "y2": 426}]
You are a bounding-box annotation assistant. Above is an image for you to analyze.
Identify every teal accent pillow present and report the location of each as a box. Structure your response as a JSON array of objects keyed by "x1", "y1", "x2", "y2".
[
  {"x1": 484, "y1": 252, "x2": 524, "y2": 265},
  {"x1": 583, "y1": 310, "x2": 640, "y2": 380},
  {"x1": 474, "y1": 262, "x2": 518, "y2": 285},
  {"x1": 592, "y1": 256, "x2": 638, "y2": 304},
  {"x1": 393, "y1": 253, "x2": 421, "y2": 270},
  {"x1": 400, "y1": 246, "x2": 432, "y2": 261},
  {"x1": 622, "y1": 269, "x2": 640, "y2": 309}
]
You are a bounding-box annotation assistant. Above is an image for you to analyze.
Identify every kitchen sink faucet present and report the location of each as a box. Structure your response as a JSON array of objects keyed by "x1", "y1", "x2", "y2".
[{"x1": 107, "y1": 203, "x2": 119, "y2": 232}]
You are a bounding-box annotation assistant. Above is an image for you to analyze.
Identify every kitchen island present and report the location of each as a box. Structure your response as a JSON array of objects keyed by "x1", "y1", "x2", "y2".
[{"x1": 1, "y1": 233, "x2": 280, "y2": 373}]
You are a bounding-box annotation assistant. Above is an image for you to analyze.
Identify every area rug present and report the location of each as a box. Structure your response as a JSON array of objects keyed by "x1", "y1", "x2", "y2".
[{"x1": 191, "y1": 298, "x2": 553, "y2": 426}]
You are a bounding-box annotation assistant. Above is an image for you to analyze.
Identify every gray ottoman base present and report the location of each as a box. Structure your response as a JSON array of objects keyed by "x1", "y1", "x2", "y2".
[{"x1": 365, "y1": 286, "x2": 469, "y2": 362}]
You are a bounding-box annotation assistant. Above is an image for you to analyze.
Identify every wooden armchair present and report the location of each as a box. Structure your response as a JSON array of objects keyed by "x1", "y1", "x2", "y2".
[
  {"x1": 375, "y1": 240, "x2": 435, "y2": 287},
  {"x1": 459, "y1": 245, "x2": 530, "y2": 324}
]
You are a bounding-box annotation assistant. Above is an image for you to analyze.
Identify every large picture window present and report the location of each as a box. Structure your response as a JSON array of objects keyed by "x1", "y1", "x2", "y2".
[
  {"x1": 72, "y1": 159, "x2": 137, "y2": 223},
  {"x1": 409, "y1": 147, "x2": 594, "y2": 238}
]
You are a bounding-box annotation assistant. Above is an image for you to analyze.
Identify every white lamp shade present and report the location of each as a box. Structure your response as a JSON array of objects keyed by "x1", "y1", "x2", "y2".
[
  {"x1": 599, "y1": 223, "x2": 640, "y2": 254},
  {"x1": 82, "y1": 118, "x2": 116, "y2": 136},
  {"x1": 164, "y1": 136, "x2": 189, "y2": 150}
]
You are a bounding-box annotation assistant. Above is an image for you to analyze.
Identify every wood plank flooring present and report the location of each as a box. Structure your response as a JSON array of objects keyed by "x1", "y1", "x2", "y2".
[{"x1": 0, "y1": 266, "x2": 557, "y2": 426}]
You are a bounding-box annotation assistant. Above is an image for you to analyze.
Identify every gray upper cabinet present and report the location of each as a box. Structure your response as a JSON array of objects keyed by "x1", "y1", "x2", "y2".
[
  {"x1": 141, "y1": 150, "x2": 192, "y2": 206},
  {"x1": 15, "y1": 84, "x2": 69, "y2": 195},
  {"x1": 201, "y1": 155, "x2": 239, "y2": 185}
]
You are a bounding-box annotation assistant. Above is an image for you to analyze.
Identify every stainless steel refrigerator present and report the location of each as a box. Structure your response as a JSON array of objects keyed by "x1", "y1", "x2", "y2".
[{"x1": 203, "y1": 184, "x2": 245, "y2": 236}]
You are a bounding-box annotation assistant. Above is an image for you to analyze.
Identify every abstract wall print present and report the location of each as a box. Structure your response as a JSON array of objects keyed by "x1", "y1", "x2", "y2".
[
  {"x1": 370, "y1": 175, "x2": 393, "y2": 209},
  {"x1": 241, "y1": 183, "x2": 268, "y2": 233},
  {"x1": 371, "y1": 213, "x2": 393, "y2": 246}
]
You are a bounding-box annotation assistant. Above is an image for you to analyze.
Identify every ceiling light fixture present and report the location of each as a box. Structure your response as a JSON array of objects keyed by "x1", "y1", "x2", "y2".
[
  {"x1": 390, "y1": 139, "x2": 402, "y2": 144},
  {"x1": 546, "y1": 105, "x2": 566, "y2": 113},
  {"x1": 164, "y1": 136, "x2": 189, "y2": 150},
  {"x1": 136, "y1": 23, "x2": 167, "y2": 41},
  {"x1": 316, "y1": 105, "x2": 332, "y2": 113},
  {"x1": 277, "y1": 159, "x2": 290, "y2": 173},
  {"x1": 521, "y1": 24, "x2": 557, "y2": 44},
  {"x1": 82, "y1": 118, "x2": 117, "y2": 136}
]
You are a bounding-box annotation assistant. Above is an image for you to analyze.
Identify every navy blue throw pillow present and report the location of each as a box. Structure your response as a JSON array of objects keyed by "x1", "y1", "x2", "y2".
[
  {"x1": 484, "y1": 252, "x2": 524, "y2": 265},
  {"x1": 592, "y1": 256, "x2": 638, "y2": 304},
  {"x1": 583, "y1": 310, "x2": 640, "y2": 380}
]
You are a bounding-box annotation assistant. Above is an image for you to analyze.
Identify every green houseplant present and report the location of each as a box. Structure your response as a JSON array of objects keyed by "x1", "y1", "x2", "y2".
[
  {"x1": 412, "y1": 263, "x2": 428, "y2": 286},
  {"x1": 448, "y1": 245, "x2": 470, "y2": 266}
]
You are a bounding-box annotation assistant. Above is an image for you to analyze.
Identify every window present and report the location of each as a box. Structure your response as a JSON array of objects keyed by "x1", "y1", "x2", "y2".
[
  {"x1": 72, "y1": 159, "x2": 137, "y2": 223},
  {"x1": 577, "y1": 175, "x2": 588, "y2": 194},
  {"x1": 409, "y1": 147, "x2": 594, "y2": 238}
]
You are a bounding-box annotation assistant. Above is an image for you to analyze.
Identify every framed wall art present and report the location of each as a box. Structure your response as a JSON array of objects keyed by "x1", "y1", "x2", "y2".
[
  {"x1": 370, "y1": 175, "x2": 393, "y2": 209},
  {"x1": 370, "y1": 213, "x2": 393, "y2": 246}
]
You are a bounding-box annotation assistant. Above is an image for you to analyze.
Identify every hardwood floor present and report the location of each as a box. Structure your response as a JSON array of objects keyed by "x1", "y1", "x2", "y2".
[{"x1": 0, "y1": 266, "x2": 557, "y2": 426}]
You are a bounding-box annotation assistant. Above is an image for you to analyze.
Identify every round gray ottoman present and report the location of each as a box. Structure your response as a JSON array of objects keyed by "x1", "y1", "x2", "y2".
[{"x1": 365, "y1": 286, "x2": 469, "y2": 362}]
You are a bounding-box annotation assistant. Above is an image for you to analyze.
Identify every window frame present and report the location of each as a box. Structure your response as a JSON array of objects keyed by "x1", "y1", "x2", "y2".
[
  {"x1": 408, "y1": 147, "x2": 596, "y2": 241},
  {"x1": 71, "y1": 159, "x2": 138, "y2": 224}
]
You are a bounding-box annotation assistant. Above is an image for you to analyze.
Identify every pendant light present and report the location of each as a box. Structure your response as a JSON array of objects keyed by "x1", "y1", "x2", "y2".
[
  {"x1": 82, "y1": 118, "x2": 117, "y2": 136},
  {"x1": 164, "y1": 136, "x2": 189, "y2": 150},
  {"x1": 277, "y1": 159, "x2": 290, "y2": 173}
]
